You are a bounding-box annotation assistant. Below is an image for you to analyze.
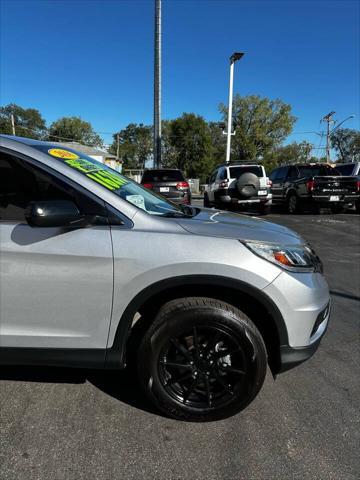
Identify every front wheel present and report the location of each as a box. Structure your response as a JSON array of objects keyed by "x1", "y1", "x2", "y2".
[{"x1": 137, "y1": 297, "x2": 267, "y2": 422}]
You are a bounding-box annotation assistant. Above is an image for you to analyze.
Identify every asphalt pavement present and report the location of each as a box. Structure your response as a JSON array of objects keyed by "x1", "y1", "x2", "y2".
[{"x1": 1, "y1": 206, "x2": 359, "y2": 480}]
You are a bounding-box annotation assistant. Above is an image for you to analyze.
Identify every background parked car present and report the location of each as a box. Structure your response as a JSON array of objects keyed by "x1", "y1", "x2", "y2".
[
  {"x1": 141, "y1": 169, "x2": 191, "y2": 204},
  {"x1": 269, "y1": 163, "x2": 360, "y2": 213},
  {"x1": 204, "y1": 162, "x2": 272, "y2": 215},
  {"x1": 333, "y1": 162, "x2": 360, "y2": 213}
]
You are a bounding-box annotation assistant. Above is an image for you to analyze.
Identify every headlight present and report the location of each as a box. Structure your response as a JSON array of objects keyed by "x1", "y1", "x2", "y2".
[{"x1": 241, "y1": 240, "x2": 323, "y2": 273}]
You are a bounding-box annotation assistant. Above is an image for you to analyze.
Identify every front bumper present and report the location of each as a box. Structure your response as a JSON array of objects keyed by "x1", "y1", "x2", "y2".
[
  {"x1": 278, "y1": 301, "x2": 330, "y2": 372},
  {"x1": 263, "y1": 271, "x2": 331, "y2": 373}
]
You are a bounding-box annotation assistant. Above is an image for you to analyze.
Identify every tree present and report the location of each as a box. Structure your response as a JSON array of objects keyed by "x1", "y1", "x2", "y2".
[
  {"x1": 219, "y1": 95, "x2": 296, "y2": 160},
  {"x1": 0, "y1": 103, "x2": 46, "y2": 139},
  {"x1": 161, "y1": 120, "x2": 179, "y2": 169},
  {"x1": 110, "y1": 123, "x2": 152, "y2": 169},
  {"x1": 167, "y1": 113, "x2": 213, "y2": 178},
  {"x1": 330, "y1": 128, "x2": 360, "y2": 162},
  {"x1": 262, "y1": 141, "x2": 313, "y2": 172},
  {"x1": 48, "y1": 116, "x2": 103, "y2": 147},
  {"x1": 208, "y1": 121, "x2": 226, "y2": 168}
]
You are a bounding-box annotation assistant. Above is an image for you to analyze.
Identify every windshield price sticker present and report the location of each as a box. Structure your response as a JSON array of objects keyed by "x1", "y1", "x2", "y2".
[
  {"x1": 48, "y1": 151, "x2": 129, "y2": 191},
  {"x1": 48, "y1": 148, "x2": 79, "y2": 160}
]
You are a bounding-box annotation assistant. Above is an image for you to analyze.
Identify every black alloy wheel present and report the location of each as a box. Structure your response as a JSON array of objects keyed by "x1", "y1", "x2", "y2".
[
  {"x1": 137, "y1": 297, "x2": 267, "y2": 421},
  {"x1": 159, "y1": 325, "x2": 250, "y2": 410}
]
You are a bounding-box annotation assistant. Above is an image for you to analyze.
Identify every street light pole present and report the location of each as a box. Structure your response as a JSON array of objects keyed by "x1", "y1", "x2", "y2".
[
  {"x1": 153, "y1": 0, "x2": 162, "y2": 168},
  {"x1": 225, "y1": 52, "x2": 244, "y2": 164}
]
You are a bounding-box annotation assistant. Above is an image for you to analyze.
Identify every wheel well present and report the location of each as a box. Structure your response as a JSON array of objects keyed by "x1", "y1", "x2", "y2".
[{"x1": 129, "y1": 284, "x2": 282, "y2": 374}]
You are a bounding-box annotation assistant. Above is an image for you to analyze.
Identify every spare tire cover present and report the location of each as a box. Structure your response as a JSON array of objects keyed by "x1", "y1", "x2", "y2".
[{"x1": 236, "y1": 172, "x2": 260, "y2": 198}]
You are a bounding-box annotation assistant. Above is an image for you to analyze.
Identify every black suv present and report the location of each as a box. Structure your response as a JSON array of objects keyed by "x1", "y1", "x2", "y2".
[
  {"x1": 270, "y1": 163, "x2": 360, "y2": 213},
  {"x1": 141, "y1": 169, "x2": 191, "y2": 205}
]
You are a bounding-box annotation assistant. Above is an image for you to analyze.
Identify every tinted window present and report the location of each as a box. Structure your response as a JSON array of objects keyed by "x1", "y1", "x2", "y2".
[
  {"x1": 218, "y1": 168, "x2": 227, "y2": 180},
  {"x1": 297, "y1": 165, "x2": 340, "y2": 177},
  {"x1": 0, "y1": 152, "x2": 105, "y2": 222},
  {"x1": 334, "y1": 164, "x2": 355, "y2": 176},
  {"x1": 209, "y1": 170, "x2": 218, "y2": 183},
  {"x1": 142, "y1": 170, "x2": 185, "y2": 183},
  {"x1": 229, "y1": 166, "x2": 263, "y2": 178},
  {"x1": 287, "y1": 166, "x2": 299, "y2": 179},
  {"x1": 272, "y1": 166, "x2": 288, "y2": 181}
]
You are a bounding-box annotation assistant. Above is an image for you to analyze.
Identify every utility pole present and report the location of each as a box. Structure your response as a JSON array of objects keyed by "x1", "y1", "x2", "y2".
[
  {"x1": 225, "y1": 52, "x2": 244, "y2": 164},
  {"x1": 11, "y1": 113, "x2": 16, "y2": 135},
  {"x1": 322, "y1": 111, "x2": 336, "y2": 163},
  {"x1": 116, "y1": 133, "x2": 120, "y2": 160},
  {"x1": 153, "y1": 0, "x2": 162, "y2": 168}
]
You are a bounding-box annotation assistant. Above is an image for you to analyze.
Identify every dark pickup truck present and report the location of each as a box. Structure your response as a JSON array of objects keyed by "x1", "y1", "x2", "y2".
[{"x1": 269, "y1": 164, "x2": 360, "y2": 213}]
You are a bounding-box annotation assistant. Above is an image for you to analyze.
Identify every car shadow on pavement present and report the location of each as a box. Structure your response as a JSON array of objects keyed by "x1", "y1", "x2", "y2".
[{"x1": 0, "y1": 364, "x2": 159, "y2": 416}]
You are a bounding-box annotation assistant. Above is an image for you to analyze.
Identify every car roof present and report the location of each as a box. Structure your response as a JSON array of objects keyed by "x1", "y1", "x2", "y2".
[
  {"x1": 216, "y1": 162, "x2": 263, "y2": 168},
  {"x1": 0, "y1": 134, "x2": 56, "y2": 147}
]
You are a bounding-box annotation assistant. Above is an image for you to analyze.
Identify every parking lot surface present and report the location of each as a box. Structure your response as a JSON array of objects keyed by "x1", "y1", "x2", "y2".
[{"x1": 1, "y1": 211, "x2": 359, "y2": 480}]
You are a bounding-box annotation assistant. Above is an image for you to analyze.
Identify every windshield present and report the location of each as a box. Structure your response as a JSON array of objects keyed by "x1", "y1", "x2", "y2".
[{"x1": 32, "y1": 145, "x2": 186, "y2": 216}]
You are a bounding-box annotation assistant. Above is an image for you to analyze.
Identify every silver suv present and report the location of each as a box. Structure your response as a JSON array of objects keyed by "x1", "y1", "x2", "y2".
[
  {"x1": 0, "y1": 136, "x2": 330, "y2": 422},
  {"x1": 204, "y1": 163, "x2": 272, "y2": 214}
]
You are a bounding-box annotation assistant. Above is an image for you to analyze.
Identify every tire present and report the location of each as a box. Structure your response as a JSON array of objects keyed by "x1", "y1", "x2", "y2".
[
  {"x1": 258, "y1": 205, "x2": 271, "y2": 216},
  {"x1": 356, "y1": 201, "x2": 360, "y2": 214},
  {"x1": 203, "y1": 193, "x2": 210, "y2": 208},
  {"x1": 137, "y1": 297, "x2": 267, "y2": 422},
  {"x1": 236, "y1": 173, "x2": 260, "y2": 198},
  {"x1": 287, "y1": 193, "x2": 301, "y2": 214},
  {"x1": 330, "y1": 205, "x2": 344, "y2": 214}
]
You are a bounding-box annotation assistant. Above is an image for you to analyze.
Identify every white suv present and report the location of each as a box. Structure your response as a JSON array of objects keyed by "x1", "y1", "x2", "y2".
[{"x1": 204, "y1": 163, "x2": 272, "y2": 215}]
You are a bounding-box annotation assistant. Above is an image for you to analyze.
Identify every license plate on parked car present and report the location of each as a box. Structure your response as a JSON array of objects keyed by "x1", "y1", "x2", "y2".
[
  {"x1": 330, "y1": 196, "x2": 340, "y2": 201},
  {"x1": 258, "y1": 190, "x2": 267, "y2": 196},
  {"x1": 160, "y1": 187, "x2": 170, "y2": 192}
]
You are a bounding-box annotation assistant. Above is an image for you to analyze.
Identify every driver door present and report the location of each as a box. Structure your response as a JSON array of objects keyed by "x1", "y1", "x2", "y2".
[{"x1": 0, "y1": 151, "x2": 113, "y2": 349}]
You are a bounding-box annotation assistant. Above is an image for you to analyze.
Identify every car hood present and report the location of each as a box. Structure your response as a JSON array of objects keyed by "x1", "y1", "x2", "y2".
[{"x1": 176, "y1": 208, "x2": 304, "y2": 245}]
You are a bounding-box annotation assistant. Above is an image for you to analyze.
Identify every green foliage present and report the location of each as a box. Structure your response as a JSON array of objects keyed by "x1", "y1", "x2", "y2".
[
  {"x1": 110, "y1": 123, "x2": 152, "y2": 169},
  {"x1": 0, "y1": 103, "x2": 46, "y2": 139},
  {"x1": 262, "y1": 141, "x2": 313, "y2": 172},
  {"x1": 219, "y1": 95, "x2": 296, "y2": 160},
  {"x1": 330, "y1": 128, "x2": 360, "y2": 162},
  {"x1": 166, "y1": 113, "x2": 213, "y2": 178},
  {"x1": 48, "y1": 116, "x2": 103, "y2": 147}
]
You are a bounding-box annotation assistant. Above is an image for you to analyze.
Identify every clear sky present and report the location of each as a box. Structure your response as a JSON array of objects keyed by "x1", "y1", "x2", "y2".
[{"x1": 1, "y1": 0, "x2": 359, "y2": 155}]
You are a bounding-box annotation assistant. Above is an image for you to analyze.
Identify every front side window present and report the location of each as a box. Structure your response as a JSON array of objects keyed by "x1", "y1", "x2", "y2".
[
  {"x1": 0, "y1": 152, "x2": 105, "y2": 222},
  {"x1": 30, "y1": 145, "x2": 187, "y2": 217}
]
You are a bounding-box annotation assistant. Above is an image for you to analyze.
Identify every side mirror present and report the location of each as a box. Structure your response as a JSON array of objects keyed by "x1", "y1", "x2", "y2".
[{"x1": 25, "y1": 200, "x2": 84, "y2": 228}]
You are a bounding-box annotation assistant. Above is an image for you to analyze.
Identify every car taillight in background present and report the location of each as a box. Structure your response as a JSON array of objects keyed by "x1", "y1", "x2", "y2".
[
  {"x1": 219, "y1": 179, "x2": 229, "y2": 188},
  {"x1": 143, "y1": 183, "x2": 153, "y2": 189},
  {"x1": 306, "y1": 180, "x2": 315, "y2": 193},
  {"x1": 356, "y1": 180, "x2": 360, "y2": 192},
  {"x1": 176, "y1": 181, "x2": 189, "y2": 190},
  {"x1": 267, "y1": 179, "x2": 272, "y2": 187}
]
